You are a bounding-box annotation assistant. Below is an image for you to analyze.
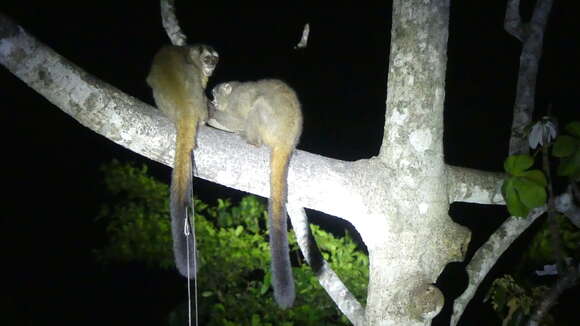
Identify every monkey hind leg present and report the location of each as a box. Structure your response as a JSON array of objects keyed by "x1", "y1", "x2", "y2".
[{"x1": 269, "y1": 201, "x2": 296, "y2": 309}]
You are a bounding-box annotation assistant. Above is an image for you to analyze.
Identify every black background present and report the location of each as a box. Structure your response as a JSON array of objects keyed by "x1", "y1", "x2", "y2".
[{"x1": 1, "y1": 1, "x2": 579, "y2": 325}]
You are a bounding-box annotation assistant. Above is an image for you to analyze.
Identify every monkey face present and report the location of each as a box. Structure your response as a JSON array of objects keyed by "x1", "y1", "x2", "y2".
[
  {"x1": 207, "y1": 82, "x2": 243, "y2": 133},
  {"x1": 210, "y1": 82, "x2": 234, "y2": 111},
  {"x1": 199, "y1": 46, "x2": 219, "y2": 77},
  {"x1": 186, "y1": 44, "x2": 219, "y2": 78}
]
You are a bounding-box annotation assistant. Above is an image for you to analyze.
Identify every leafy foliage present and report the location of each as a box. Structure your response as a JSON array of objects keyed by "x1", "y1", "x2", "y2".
[
  {"x1": 502, "y1": 155, "x2": 547, "y2": 217},
  {"x1": 552, "y1": 121, "x2": 580, "y2": 180},
  {"x1": 489, "y1": 217, "x2": 580, "y2": 326},
  {"x1": 492, "y1": 119, "x2": 580, "y2": 325},
  {"x1": 526, "y1": 214, "x2": 580, "y2": 265},
  {"x1": 485, "y1": 275, "x2": 552, "y2": 326},
  {"x1": 95, "y1": 160, "x2": 174, "y2": 269},
  {"x1": 95, "y1": 160, "x2": 368, "y2": 325}
]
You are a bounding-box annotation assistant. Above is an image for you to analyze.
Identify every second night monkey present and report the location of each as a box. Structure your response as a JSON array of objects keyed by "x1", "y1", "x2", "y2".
[
  {"x1": 147, "y1": 45, "x2": 219, "y2": 278},
  {"x1": 208, "y1": 79, "x2": 303, "y2": 308}
]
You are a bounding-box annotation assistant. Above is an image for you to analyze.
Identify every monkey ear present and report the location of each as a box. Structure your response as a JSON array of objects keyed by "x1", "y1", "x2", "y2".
[
  {"x1": 223, "y1": 83, "x2": 232, "y2": 95},
  {"x1": 185, "y1": 48, "x2": 197, "y2": 65}
]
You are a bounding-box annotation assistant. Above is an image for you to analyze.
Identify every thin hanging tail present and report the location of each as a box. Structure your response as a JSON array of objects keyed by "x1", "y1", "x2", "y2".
[
  {"x1": 269, "y1": 146, "x2": 295, "y2": 309},
  {"x1": 170, "y1": 115, "x2": 198, "y2": 279}
]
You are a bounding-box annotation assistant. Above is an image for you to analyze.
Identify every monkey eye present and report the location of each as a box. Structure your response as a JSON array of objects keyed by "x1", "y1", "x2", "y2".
[{"x1": 203, "y1": 54, "x2": 218, "y2": 66}]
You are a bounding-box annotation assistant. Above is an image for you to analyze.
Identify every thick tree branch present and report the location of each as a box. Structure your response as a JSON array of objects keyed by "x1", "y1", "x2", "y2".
[
  {"x1": 504, "y1": 0, "x2": 525, "y2": 41},
  {"x1": 0, "y1": 13, "x2": 371, "y2": 227},
  {"x1": 287, "y1": 205, "x2": 365, "y2": 325},
  {"x1": 450, "y1": 207, "x2": 545, "y2": 326},
  {"x1": 446, "y1": 165, "x2": 505, "y2": 205}
]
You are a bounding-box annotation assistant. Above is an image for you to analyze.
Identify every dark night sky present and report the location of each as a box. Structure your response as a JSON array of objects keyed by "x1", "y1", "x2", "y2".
[{"x1": 1, "y1": 1, "x2": 579, "y2": 325}]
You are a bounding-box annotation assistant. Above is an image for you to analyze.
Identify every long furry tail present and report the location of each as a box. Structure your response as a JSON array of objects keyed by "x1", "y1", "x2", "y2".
[
  {"x1": 170, "y1": 116, "x2": 198, "y2": 279},
  {"x1": 269, "y1": 146, "x2": 295, "y2": 309}
]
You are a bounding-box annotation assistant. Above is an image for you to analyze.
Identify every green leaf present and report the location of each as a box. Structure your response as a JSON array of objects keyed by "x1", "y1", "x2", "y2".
[
  {"x1": 552, "y1": 135, "x2": 577, "y2": 158},
  {"x1": 565, "y1": 121, "x2": 580, "y2": 137},
  {"x1": 251, "y1": 314, "x2": 261, "y2": 326},
  {"x1": 557, "y1": 151, "x2": 580, "y2": 179},
  {"x1": 504, "y1": 155, "x2": 534, "y2": 175},
  {"x1": 213, "y1": 303, "x2": 225, "y2": 313},
  {"x1": 520, "y1": 170, "x2": 547, "y2": 187},
  {"x1": 495, "y1": 286, "x2": 507, "y2": 311},
  {"x1": 234, "y1": 225, "x2": 244, "y2": 236},
  {"x1": 502, "y1": 178, "x2": 530, "y2": 217},
  {"x1": 508, "y1": 308, "x2": 525, "y2": 326},
  {"x1": 261, "y1": 273, "x2": 271, "y2": 295},
  {"x1": 513, "y1": 177, "x2": 546, "y2": 209}
]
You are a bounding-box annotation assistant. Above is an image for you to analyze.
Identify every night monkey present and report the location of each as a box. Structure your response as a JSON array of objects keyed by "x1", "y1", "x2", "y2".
[
  {"x1": 147, "y1": 44, "x2": 218, "y2": 278},
  {"x1": 208, "y1": 79, "x2": 302, "y2": 308}
]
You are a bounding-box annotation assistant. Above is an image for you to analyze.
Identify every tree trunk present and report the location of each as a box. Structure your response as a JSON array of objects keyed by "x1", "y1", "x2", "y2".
[{"x1": 362, "y1": 0, "x2": 470, "y2": 325}]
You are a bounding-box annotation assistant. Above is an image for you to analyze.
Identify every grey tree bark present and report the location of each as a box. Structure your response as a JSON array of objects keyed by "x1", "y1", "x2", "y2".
[{"x1": 0, "y1": 0, "x2": 558, "y2": 324}]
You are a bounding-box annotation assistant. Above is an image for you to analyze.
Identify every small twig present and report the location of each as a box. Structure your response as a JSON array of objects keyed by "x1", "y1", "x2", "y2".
[
  {"x1": 505, "y1": 0, "x2": 554, "y2": 155},
  {"x1": 555, "y1": 189, "x2": 580, "y2": 228},
  {"x1": 504, "y1": 0, "x2": 525, "y2": 41},
  {"x1": 287, "y1": 204, "x2": 365, "y2": 325},
  {"x1": 160, "y1": 0, "x2": 187, "y2": 46},
  {"x1": 527, "y1": 263, "x2": 580, "y2": 326},
  {"x1": 542, "y1": 131, "x2": 565, "y2": 272}
]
